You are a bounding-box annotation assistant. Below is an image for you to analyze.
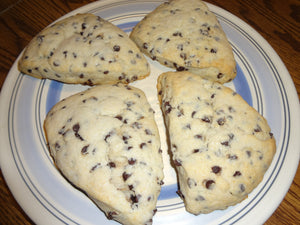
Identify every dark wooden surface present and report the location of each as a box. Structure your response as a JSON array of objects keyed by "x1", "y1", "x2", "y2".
[{"x1": 0, "y1": 0, "x2": 299, "y2": 224}]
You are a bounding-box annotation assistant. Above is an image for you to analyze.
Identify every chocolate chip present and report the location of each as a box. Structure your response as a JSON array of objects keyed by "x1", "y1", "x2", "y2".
[
  {"x1": 113, "y1": 45, "x2": 120, "y2": 51},
  {"x1": 254, "y1": 125, "x2": 262, "y2": 132},
  {"x1": 53, "y1": 61, "x2": 60, "y2": 67},
  {"x1": 140, "y1": 143, "x2": 147, "y2": 149},
  {"x1": 81, "y1": 145, "x2": 89, "y2": 155},
  {"x1": 228, "y1": 106, "x2": 235, "y2": 112},
  {"x1": 246, "y1": 150, "x2": 252, "y2": 157},
  {"x1": 128, "y1": 158, "x2": 136, "y2": 165},
  {"x1": 115, "y1": 115, "x2": 123, "y2": 121},
  {"x1": 107, "y1": 211, "x2": 117, "y2": 220},
  {"x1": 204, "y1": 180, "x2": 215, "y2": 189},
  {"x1": 130, "y1": 194, "x2": 141, "y2": 204},
  {"x1": 191, "y1": 111, "x2": 197, "y2": 118},
  {"x1": 90, "y1": 163, "x2": 101, "y2": 173},
  {"x1": 180, "y1": 53, "x2": 187, "y2": 60},
  {"x1": 233, "y1": 171, "x2": 241, "y2": 177},
  {"x1": 164, "y1": 101, "x2": 172, "y2": 114},
  {"x1": 143, "y1": 43, "x2": 148, "y2": 49},
  {"x1": 104, "y1": 132, "x2": 112, "y2": 142},
  {"x1": 122, "y1": 172, "x2": 131, "y2": 181},
  {"x1": 55, "y1": 142, "x2": 60, "y2": 151},
  {"x1": 221, "y1": 141, "x2": 229, "y2": 146},
  {"x1": 108, "y1": 162, "x2": 116, "y2": 168},
  {"x1": 73, "y1": 123, "x2": 84, "y2": 141},
  {"x1": 145, "y1": 129, "x2": 152, "y2": 135},
  {"x1": 227, "y1": 154, "x2": 238, "y2": 160},
  {"x1": 173, "y1": 31, "x2": 183, "y2": 37},
  {"x1": 217, "y1": 73, "x2": 224, "y2": 79},
  {"x1": 211, "y1": 166, "x2": 222, "y2": 174},
  {"x1": 217, "y1": 117, "x2": 226, "y2": 126},
  {"x1": 210, "y1": 48, "x2": 217, "y2": 53},
  {"x1": 201, "y1": 116, "x2": 211, "y2": 123},
  {"x1": 63, "y1": 51, "x2": 68, "y2": 58},
  {"x1": 194, "y1": 134, "x2": 203, "y2": 139},
  {"x1": 131, "y1": 122, "x2": 142, "y2": 129},
  {"x1": 81, "y1": 22, "x2": 87, "y2": 30}
]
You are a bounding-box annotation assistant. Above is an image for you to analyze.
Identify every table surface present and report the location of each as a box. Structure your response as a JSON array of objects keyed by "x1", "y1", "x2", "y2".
[{"x1": 0, "y1": 0, "x2": 299, "y2": 224}]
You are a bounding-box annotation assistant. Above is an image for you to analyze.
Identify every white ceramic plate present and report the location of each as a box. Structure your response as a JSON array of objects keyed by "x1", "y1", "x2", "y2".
[{"x1": 0, "y1": 1, "x2": 299, "y2": 224}]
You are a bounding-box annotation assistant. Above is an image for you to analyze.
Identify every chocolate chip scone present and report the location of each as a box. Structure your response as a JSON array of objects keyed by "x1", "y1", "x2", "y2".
[
  {"x1": 44, "y1": 83, "x2": 164, "y2": 225},
  {"x1": 157, "y1": 71, "x2": 276, "y2": 214},
  {"x1": 19, "y1": 13, "x2": 150, "y2": 85},
  {"x1": 130, "y1": 0, "x2": 236, "y2": 83}
]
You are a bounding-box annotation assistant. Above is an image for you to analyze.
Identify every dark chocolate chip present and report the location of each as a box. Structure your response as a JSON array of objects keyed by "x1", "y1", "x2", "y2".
[
  {"x1": 108, "y1": 162, "x2": 116, "y2": 168},
  {"x1": 204, "y1": 180, "x2": 215, "y2": 189},
  {"x1": 227, "y1": 154, "x2": 238, "y2": 160},
  {"x1": 107, "y1": 211, "x2": 117, "y2": 220},
  {"x1": 130, "y1": 194, "x2": 141, "y2": 204},
  {"x1": 90, "y1": 163, "x2": 101, "y2": 173},
  {"x1": 217, "y1": 73, "x2": 224, "y2": 79},
  {"x1": 201, "y1": 116, "x2": 211, "y2": 123},
  {"x1": 194, "y1": 134, "x2": 203, "y2": 140},
  {"x1": 128, "y1": 158, "x2": 136, "y2": 165},
  {"x1": 221, "y1": 141, "x2": 229, "y2": 146},
  {"x1": 113, "y1": 45, "x2": 120, "y2": 51},
  {"x1": 81, "y1": 145, "x2": 89, "y2": 155},
  {"x1": 140, "y1": 143, "x2": 147, "y2": 149},
  {"x1": 233, "y1": 171, "x2": 242, "y2": 177},
  {"x1": 217, "y1": 117, "x2": 226, "y2": 126},
  {"x1": 191, "y1": 111, "x2": 197, "y2": 118},
  {"x1": 143, "y1": 43, "x2": 148, "y2": 49},
  {"x1": 211, "y1": 166, "x2": 222, "y2": 174},
  {"x1": 122, "y1": 172, "x2": 131, "y2": 181}
]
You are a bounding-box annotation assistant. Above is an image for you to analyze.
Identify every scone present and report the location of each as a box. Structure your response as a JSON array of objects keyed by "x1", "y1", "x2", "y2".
[
  {"x1": 130, "y1": 0, "x2": 236, "y2": 83},
  {"x1": 157, "y1": 71, "x2": 276, "y2": 214},
  {"x1": 44, "y1": 83, "x2": 164, "y2": 225},
  {"x1": 19, "y1": 13, "x2": 150, "y2": 85}
]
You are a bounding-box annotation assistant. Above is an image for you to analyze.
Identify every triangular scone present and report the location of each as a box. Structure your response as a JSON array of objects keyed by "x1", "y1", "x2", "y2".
[
  {"x1": 130, "y1": 0, "x2": 236, "y2": 83},
  {"x1": 44, "y1": 83, "x2": 164, "y2": 225},
  {"x1": 19, "y1": 13, "x2": 150, "y2": 85},
  {"x1": 157, "y1": 71, "x2": 276, "y2": 214}
]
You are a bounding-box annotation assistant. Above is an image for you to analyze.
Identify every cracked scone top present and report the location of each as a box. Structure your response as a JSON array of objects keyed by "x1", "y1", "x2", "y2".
[
  {"x1": 130, "y1": 0, "x2": 236, "y2": 83},
  {"x1": 18, "y1": 13, "x2": 150, "y2": 85},
  {"x1": 44, "y1": 83, "x2": 164, "y2": 225},
  {"x1": 157, "y1": 71, "x2": 276, "y2": 214}
]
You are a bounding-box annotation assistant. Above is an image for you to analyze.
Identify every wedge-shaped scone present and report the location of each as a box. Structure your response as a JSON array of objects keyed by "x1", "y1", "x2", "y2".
[
  {"x1": 44, "y1": 83, "x2": 164, "y2": 225},
  {"x1": 19, "y1": 13, "x2": 150, "y2": 85},
  {"x1": 130, "y1": 0, "x2": 236, "y2": 83},
  {"x1": 157, "y1": 71, "x2": 275, "y2": 214}
]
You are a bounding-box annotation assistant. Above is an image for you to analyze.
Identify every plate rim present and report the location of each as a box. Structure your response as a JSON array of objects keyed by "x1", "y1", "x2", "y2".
[{"x1": 0, "y1": 1, "x2": 299, "y2": 225}]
